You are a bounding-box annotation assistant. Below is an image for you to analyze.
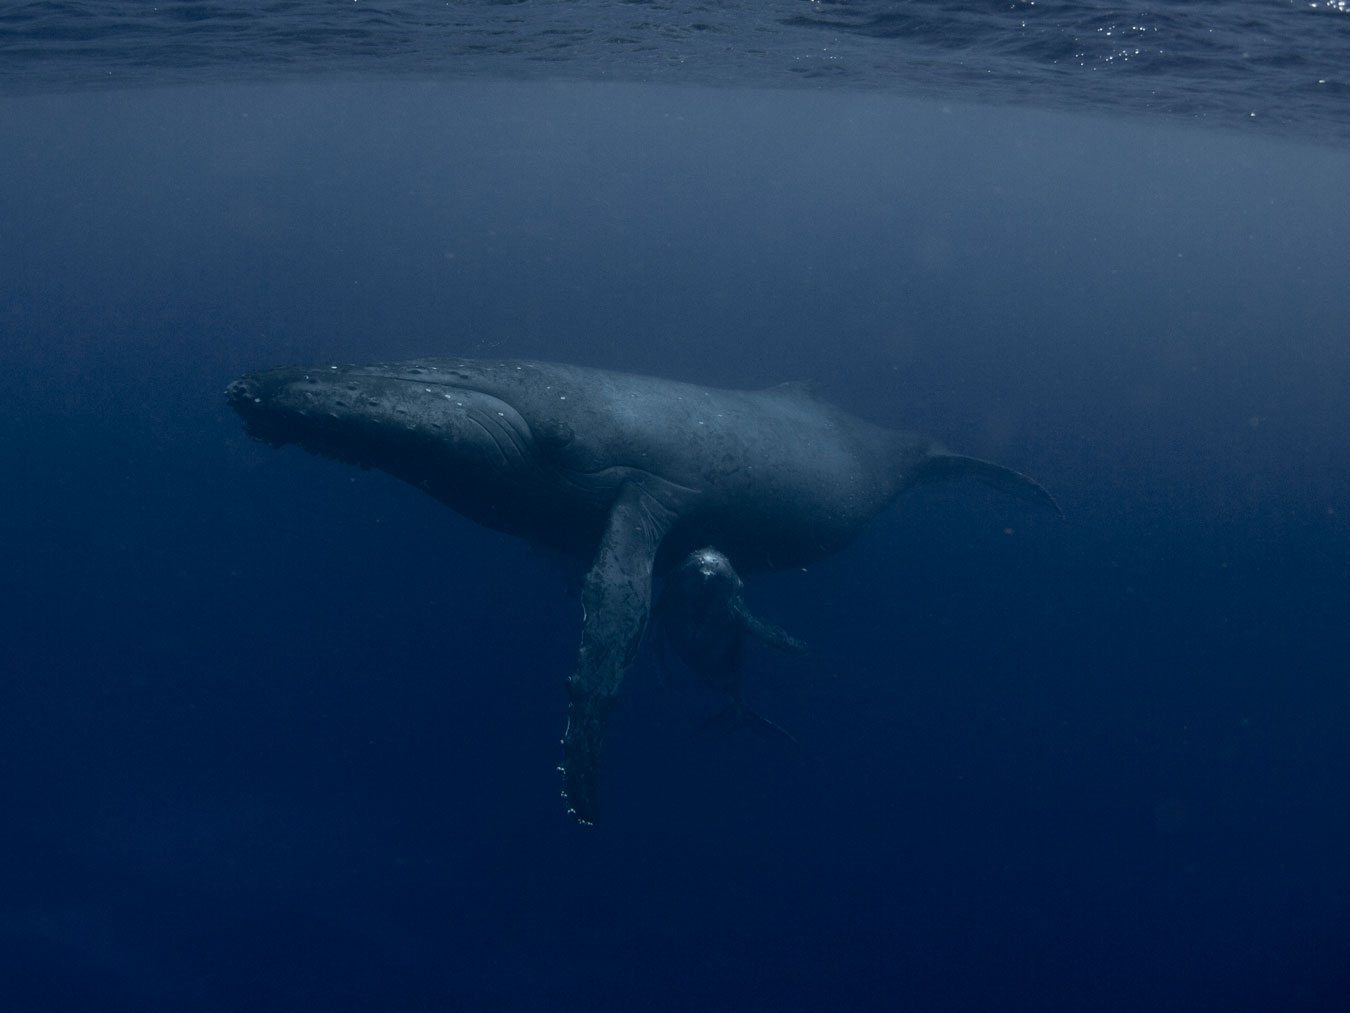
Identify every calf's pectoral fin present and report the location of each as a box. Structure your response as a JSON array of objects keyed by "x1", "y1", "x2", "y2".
[
  {"x1": 733, "y1": 600, "x2": 809, "y2": 655},
  {"x1": 560, "y1": 480, "x2": 682, "y2": 825},
  {"x1": 692, "y1": 703, "x2": 801, "y2": 747}
]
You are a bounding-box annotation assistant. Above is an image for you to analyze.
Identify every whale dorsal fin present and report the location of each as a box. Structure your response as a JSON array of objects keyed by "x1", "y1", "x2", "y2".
[{"x1": 762, "y1": 379, "x2": 823, "y2": 402}]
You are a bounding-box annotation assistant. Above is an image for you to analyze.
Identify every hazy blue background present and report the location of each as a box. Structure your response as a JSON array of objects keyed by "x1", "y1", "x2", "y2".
[{"x1": 3, "y1": 3, "x2": 1350, "y2": 1011}]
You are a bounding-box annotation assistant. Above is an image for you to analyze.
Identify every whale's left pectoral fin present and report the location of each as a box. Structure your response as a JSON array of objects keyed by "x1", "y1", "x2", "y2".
[{"x1": 561, "y1": 480, "x2": 682, "y2": 825}]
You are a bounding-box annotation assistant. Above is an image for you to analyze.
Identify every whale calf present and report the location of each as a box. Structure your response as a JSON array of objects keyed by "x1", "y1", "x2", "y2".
[
  {"x1": 226, "y1": 356, "x2": 1061, "y2": 823},
  {"x1": 657, "y1": 546, "x2": 807, "y2": 745}
]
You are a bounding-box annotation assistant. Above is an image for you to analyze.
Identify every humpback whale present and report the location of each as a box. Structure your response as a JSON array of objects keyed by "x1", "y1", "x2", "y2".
[
  {"x1": 657, "y1": 546, "x2": 807, "y2": 745},
  {"x1": 226, "y1": 356, "x2": 1061, "y2": 824}
]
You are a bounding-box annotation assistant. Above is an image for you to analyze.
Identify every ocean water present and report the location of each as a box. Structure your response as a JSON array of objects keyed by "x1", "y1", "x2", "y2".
[
  {"x1": 2, "y1": 3, "x2": 1349, "y2": 1012},
  {"x1": 5, "y1": 0, "x2": 1350, "y2": 144}
]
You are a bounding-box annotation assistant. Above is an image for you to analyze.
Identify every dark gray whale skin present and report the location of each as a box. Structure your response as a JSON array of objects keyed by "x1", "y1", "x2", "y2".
[{"x1": 226, "y1": 356, "x2": 1062, "y2": 824}]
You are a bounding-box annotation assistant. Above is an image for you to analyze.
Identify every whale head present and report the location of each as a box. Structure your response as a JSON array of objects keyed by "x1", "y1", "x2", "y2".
[
  {"x1": 227, "y1": 360, "x2": 540, "y2": 468},
  {"x1": 665, "y1": 546, "x2": 743, "y2": 610},
  {"x1": 226, "y1": 359, "x2": 595, "y2": 545}
]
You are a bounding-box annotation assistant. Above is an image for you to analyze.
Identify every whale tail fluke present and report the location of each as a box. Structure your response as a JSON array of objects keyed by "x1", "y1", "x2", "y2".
[
  {"x1": 692, "y1": 702, "x2": 801, "y2": 747},
  {"x1": 913, "y1": 453, "x2": 1065, "y2": 519}
]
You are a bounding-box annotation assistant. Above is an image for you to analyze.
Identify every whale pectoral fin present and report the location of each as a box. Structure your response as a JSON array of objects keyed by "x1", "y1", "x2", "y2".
[
  {"x1": 692, "y1": 703, "x2": 801, "y2": 747},
  {"x1": 916, "y1": 453, "x2": 1065, "y2": 519},
  {"x1": 733, "y1": 600, "x2": 809, "y2": 655},
  {"x1": 561, "y1": 481, "x2": 680, "y2": 825}
]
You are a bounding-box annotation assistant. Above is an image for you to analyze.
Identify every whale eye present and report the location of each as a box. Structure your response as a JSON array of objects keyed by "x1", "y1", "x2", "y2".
[{"x1": 534, "y1": 418, "x2": 575, "y2": 454}]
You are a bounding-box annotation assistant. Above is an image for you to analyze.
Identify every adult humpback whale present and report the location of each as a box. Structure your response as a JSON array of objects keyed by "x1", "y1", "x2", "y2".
[{"x1": 226, "y1": 356, "x2": 1061, "y2": 824}]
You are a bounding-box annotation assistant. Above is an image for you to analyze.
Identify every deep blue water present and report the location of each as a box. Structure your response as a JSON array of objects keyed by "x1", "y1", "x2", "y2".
[{"x1": 2, "y1": 4, "x2": 1350, "y2": 1013}]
